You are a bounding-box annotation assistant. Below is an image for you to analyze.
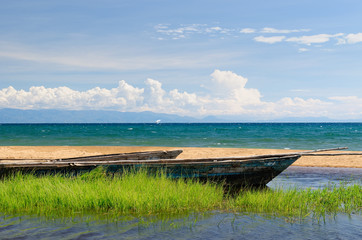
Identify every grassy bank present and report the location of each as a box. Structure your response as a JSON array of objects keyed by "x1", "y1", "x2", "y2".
[{"x1": 0, "y1": 168, "x2": 361, "y2": 220}]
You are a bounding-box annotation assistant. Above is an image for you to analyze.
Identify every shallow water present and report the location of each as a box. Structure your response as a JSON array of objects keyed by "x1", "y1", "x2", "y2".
[
  {"x1": 1, "y1": 212, "x2": 361, "y2": 239},
  {"x1": 268, "y1": 166, "x2": 362, "y2": 189},
  {"x1": 1, "y1": 167, "x2": 361, "y2": 239}
]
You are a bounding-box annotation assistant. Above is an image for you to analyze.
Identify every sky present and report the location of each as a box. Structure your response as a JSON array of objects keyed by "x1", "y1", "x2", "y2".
[{"x1": 1, "y1": 0, "x2": 362, "y2": 121}]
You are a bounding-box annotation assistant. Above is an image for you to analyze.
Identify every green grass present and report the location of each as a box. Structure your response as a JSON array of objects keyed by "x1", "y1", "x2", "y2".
[
  {"x1": 0, "y1": 168, "x2": 361, "y2": 221},
  {"x1": 0, "y1": 168, "x2": 224, "y2": 217},
  {"x1": 232, "y1": 184, "x2": 362, "y2": 220}
]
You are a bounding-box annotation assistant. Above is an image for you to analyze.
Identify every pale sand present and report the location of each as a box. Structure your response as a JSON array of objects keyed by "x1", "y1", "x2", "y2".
[{"x1": 0, "y1": 146, "x2": 361, "y2": 168}]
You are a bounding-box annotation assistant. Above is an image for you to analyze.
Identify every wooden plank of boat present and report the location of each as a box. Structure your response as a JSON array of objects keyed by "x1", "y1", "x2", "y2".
[
  {"x1": 56, "y1": 149, "x2": 183, "y2": 161},
  {"x1": 0, "y1": 149, "x2": 183, "y2": 164}
]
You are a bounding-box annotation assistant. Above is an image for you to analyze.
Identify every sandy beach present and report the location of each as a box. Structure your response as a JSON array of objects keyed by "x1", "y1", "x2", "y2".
[{"x1": 0, "y1": 146, "x2": 361, "y2": 168}]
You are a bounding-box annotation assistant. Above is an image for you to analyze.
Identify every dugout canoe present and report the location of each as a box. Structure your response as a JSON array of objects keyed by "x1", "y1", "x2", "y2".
[
  {"x1": 0, "y1": 152, "x2": 300, "y2": 187},
  {"x1": 0, "y1": 147, "x2": 350, "y2": 187}
]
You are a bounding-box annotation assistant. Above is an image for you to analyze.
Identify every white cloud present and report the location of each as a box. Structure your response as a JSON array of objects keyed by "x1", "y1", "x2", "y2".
[
  {"x1": 205, "y1": 26, "x2": 225, "y2": 33},
  {"x1": 330, "y1": 96, "x2": 352, "y2": 101},
  {"x1": 298, "y1": 48, "x2": 309, "y2": 52},
  {"x1": 261, "y1": 27, "x2": 310, "y2": 34},
  {"x1": 327, "y1": 96, "x2": 362, "y2": 118},
  {"x1": 156, "y1": 25, "x2": 313, "y2": 38},
  {"x1": 0, "y1": 82, "x2": 144, "y2": 111},
  {"x1": 286, "y1": 33, "x2": 343, "y2": 45},
  {"x1": 254, "y1": 36, "x2": 286, "y2": 44},
  {"x1": 154, "y1": 24, "x2": 232, "y2": 39},
  {"x1": 329, "y1": 96, "x2": 362, "y2": 103},
  {"x1": 1, "y1": 70, "x2": 362, "y2": 120},
  {"x1": 345, "y1": 33, "x2": 362, "y2": 44},
  {"x1": 210, "y1": 69, "x2": 248, "y2": 90},
  {"x1": 209, "y1": 69, "x2": 261, "y2": 106},
  {"x1": 155, "y1": 24, "x2": 203, "y2": 36},
  {"x1": 240, "y1": 28, "x2": 256, "y2": 34},
  {"x1": 0, "y1": 70, "x2": 263, "y2": 116},
  {"x1": 271, "y1": 97, "x2": 332, "y2": 118},
  {"x1": 153, "y1": 24, "x2": 362, "y2": 51}
]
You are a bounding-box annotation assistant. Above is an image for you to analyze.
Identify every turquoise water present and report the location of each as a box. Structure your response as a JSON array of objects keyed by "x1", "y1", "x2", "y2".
[{"x1": 1, "y1": 123, "x2": 361, "y2": 150}]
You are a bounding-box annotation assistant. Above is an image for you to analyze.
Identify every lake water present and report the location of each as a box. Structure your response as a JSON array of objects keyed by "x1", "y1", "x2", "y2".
[
  {"x1": 1, "y1": 167, "x2": 361, "y2": 239},
  {"x1": 0, "y1": 123, "x2": 361, "y2": 239},
  {"x1": 1, "y1": 123, "x2": 362, "y2": 150}
]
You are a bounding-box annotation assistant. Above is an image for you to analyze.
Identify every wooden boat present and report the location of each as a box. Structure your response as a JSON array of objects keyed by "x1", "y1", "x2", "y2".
[{"x1": 0, "y1": 148, "x2": 350, "y2": 187}]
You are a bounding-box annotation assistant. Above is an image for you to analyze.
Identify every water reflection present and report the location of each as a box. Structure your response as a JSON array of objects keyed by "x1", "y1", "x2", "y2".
[
  {"x1": 268, "y1": 166, "x2": 362, "y2": 189},
  {"x1": 1, "y1": 212, "x2": 361, "y2": 239}
]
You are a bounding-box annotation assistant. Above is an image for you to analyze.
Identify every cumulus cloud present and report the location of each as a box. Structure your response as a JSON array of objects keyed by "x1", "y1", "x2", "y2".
[
  {"x1": 254, "y1": 36, "x2": 286, "y2": 44},
  {"x1": 209, "y1": 70, "x2": 261, "y2": 105},
  {"x1": 0, "y1": 70, "x2": 263, "y2": 116},
  {"x1": 210, "y1": 69, "x2": 248, "y2": 90},
  {"x1": 1, "y1": 70, "x2": 362, "y2": 120},
  {"x1": 0, "y1": 81, "x2": 144, "y2": 111}
]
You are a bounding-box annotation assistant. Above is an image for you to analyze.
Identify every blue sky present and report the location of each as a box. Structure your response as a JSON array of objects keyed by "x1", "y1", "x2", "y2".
[{"x1": 1, "y1": 0, "x2": 362, "y2": 120}]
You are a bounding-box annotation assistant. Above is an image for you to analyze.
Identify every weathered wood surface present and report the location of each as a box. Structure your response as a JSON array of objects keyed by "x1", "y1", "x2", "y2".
[
  {"x1": 0, "y1": 149, "x2": 183, "y2": 164},
  {"x1": 300, "y1": 153, "x2": 362, "y2": 156}
]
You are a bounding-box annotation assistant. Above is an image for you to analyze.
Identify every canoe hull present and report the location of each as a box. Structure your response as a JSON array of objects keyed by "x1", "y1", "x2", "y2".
[
  {"x1": 106, "y1": 155, "x2": 300, "y2": 187},
  {"x1": 0, "y1": 154, "x2": 300, "y2": 187}
]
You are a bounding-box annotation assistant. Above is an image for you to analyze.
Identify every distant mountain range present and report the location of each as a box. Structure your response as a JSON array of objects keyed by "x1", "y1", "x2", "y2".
[
  {"x1": 0, "y1": 108, "x2": 360, "y2": 123},
  {"x1": 0, "y1": 108, "x2": 202, "y2": 123}
]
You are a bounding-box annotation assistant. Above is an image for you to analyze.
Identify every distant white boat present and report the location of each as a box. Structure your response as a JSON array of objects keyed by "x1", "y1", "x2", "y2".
[{"x1": 155, "y1": 119, "x2": 161, "y2": 124}]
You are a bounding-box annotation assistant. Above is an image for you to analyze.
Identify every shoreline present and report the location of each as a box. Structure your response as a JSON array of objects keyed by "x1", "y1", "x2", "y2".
[{"x1": 1, "y1": 146, "x2": 362, "y2": 168}]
